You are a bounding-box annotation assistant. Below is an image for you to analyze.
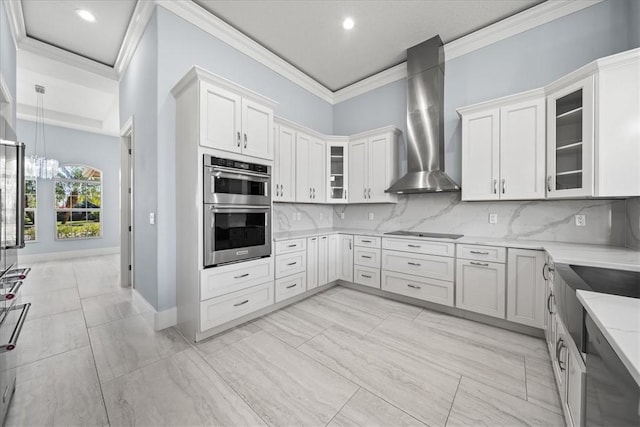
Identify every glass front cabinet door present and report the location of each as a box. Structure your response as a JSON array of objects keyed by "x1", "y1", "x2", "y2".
[
  {"x1": 326, "y1": 140, "x2": 349, "y2": 203},
  {"x1": 546, "y1": 76, "x2": 595, "y2": 198}
]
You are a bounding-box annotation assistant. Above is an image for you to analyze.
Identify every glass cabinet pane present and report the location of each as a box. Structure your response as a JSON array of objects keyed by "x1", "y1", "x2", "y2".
[
  {"x1": 329, "y1": 145, "x2": 345, "y2": 199},
  {"x1": 554, "y1": 89, "x2": 584, "y2": 191}
]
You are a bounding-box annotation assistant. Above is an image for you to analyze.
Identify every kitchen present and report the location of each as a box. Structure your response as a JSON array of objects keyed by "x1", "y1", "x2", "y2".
[{"x1": 0, "y1": 0, "x2": 639, "y2": 426}]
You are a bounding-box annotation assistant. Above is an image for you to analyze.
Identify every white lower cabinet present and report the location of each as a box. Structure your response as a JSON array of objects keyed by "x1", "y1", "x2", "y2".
[
  {"x1": 200, "y1": 257, "x2": 274, "y2": 300},
  {"x1": 455, "y1": 259, "x2": 506, "y2": 319},
  {"x1": 307, "y1": 236, "x2": 319, "y2": 289},
  {"x1": 275, "y1": 251, "x2": 306, "y2": 278},
  {"x1": 338, "y1": 234, "x2": 354, "y2": 282},
  {"x1": 327, "y1": 234, "x2": 339, "y2": 282},
  {"x1": 200, "y1": 282, "x2": 274, "y2": 331},
  {"x1": 382, "y1": 250, "x2": 454, "y2": 282},
  {"x1": 275, "y1": 272, "x2": 306, "y2": 303},
  {"x1": 506, "y1": 249, "x2": 546, "y2": 328},
  {"x1": 308, "y1": 235, "x2": 334, "y2": 290},
  {"x1": 354, "y1": 265, "x2": 381, "y2": 288},
  {"x1": 381, "y1": 270, "x2": 454, "y2": 306},
  {"x1": 354, "y1": 247, "x2": 381, "y2": 269}
]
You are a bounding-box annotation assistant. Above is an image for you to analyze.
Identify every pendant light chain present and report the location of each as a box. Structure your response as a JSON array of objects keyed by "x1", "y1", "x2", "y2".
[{"x1": 27, "y1": 85, "x2": 58, "y2": 180}]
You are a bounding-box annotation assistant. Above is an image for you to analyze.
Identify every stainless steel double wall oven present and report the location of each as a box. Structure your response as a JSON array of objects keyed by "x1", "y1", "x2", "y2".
[{"x1": 203, "y1": 156, "x2": 271, "y2": 267}]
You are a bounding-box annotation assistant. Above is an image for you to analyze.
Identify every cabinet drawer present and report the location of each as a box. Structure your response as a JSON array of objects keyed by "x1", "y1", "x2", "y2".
[
  {"x1": 382, "y1": 250, "x2": 454, "y2": 282},
  {"x1": 382, "y1": 238, "x2": 454, "y2": 257},
  {"x1": 354, "y1": 265, "x2": 381, "y2": 289},
  {"x1": 381, "y1": 270, "x2": 453, "y2": 307},
  {"x1": 200, "y1": 282, "x2": 273, "y2": 332},
  {"x1": 275, "y1": 238, "x2": 306, "y2": 255},
  {"x1": 354, "y1": 235, "x2": 381, "y2": 248},
  {"x1": 275, "y1": 252, "x2": 306, "y2": 279},
  {"x1": 200, "y1": 257, "x2": 274, "y2": 301},
  {"x1": 354, "y1": 247, "x2": 381, "y2": 268},
  {"x1": 457, "y1": 244, "x2": 506, "y2": 263},
  {"x1": 275, "y1": 272, "x2": 306, "y2": 303}
]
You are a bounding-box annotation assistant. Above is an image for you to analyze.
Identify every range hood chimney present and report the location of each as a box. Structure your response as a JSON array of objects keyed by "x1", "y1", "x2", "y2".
[{"x1": 386, "y1": 35, "x2": 460, "y2": 194}]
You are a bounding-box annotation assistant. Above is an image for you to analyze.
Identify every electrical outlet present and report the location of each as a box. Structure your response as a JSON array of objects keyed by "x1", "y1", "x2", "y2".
[
  {"x1": 296, "y1": 212, "x2": 302, "y2": 221},
  {"x1": 575, "y1": 214, "x2": 586, "y2": 227},
  {"x1": 340, "y1": 212, "x2": 345, "y2": 220},
  {"x1": 292, "y1": 212, "x2": 297, "y2": 221},
  {"x1": 320, "y1": 212, "x2": 324, "y2": 220},
  {"x1": 489, "y1": 213, "x2": 498, "y2": 224},
  {"x1": 368, "y1": 212, "x2": 375, "y2": 220}
]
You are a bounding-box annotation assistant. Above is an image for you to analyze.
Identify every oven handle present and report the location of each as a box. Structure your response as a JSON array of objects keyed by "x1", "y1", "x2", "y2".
[
  {"x1": 208, "y1": 165, "x2": 270, "y2": 180},
  {"x1": 208, "y1": 205, "x2": 270, "y2": 211}
]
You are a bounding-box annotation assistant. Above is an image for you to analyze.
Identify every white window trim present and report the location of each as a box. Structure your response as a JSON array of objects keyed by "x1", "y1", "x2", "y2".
[{"x1": 54, "y1": 165, "x2": 103, "y2": 241}]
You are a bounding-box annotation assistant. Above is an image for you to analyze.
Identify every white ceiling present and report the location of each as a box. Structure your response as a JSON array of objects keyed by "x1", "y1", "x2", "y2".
[
  {"x1": 21, "y1": 0, "x2": 137, "y2": 66},
  {"x1": 193, "y1": 0, "x2": 544, "y2": 90}
]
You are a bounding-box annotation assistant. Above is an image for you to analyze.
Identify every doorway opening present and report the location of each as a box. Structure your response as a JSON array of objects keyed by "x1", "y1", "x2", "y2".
[{"x1": 120, "y1": 117, "x2": 134, "y2": 288}]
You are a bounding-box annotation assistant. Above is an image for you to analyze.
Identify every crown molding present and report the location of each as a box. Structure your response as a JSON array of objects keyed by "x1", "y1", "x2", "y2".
[
  {"x1": 333, "y1": 63, "x2": 407, "y2": 104},
  {"x1": 444, "y1": 0, "x2": 604, "y2": 61},
  {"x1": 17, "y1": 110, "x2": 119, "y2": 137},
  {"x1": 114, "y1": 0, "x2": 156, "y2": 76},
  {"x1": 157, "y1": 0, "x2": 334, "y2": 104},
  {"x1": 3, "y1": 0, "x2": 24, "y2": 50}
]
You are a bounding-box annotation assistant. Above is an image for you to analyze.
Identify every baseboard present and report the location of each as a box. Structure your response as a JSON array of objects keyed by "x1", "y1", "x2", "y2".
[
  {"x1": 19, "y1": 246, "x2": 120, "y2": 265},
  {"x1": 132, "y1": 288, "x2": 178, "y2": 331}
]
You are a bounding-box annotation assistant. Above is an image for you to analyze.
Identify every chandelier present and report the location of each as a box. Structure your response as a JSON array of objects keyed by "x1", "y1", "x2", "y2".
[{"x1": 25, "y1": 85, "x2": 59, "y2": 179}]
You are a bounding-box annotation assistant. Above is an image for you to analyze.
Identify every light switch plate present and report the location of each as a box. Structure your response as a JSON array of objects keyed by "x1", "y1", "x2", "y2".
[
  {"x1": 296, "y1": 212, "x2": 302, "y2": 221},
  {"x1": 575, "y1": 214, "x2": 586, "y2": 227},
  {"x1": 340, "y1": 212, "x2": 345, "y2": 219},
  {"x1": 149, "y1": 212, "x2": 155, "y2": 225},
  {"x1": 489, "y1": 213, "x2": 498, "y2": 224}
]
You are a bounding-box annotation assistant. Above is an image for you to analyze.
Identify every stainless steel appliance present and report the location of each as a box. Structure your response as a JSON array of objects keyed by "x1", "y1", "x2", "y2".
[
  {"x1": 0, "y1": 117, "x2": 30, "y2": 423},
  {"x1": 203, "y1": 156, "x2": 271, "y2": 267},
  {"x1": 384, "y1": 230, "x2": 464, "y2": 239},
  {"x1": 554, "y1": 263, "x2": 640, "y2": 353},
  {"x1": 585, "y1": 313, "x2": 639, "y2": 426}
]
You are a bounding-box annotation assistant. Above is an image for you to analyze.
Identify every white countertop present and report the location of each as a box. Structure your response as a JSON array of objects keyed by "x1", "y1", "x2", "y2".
[
  {"x1": 577, "y1": 290, "x2": 640, "y2": 386},
  {"x1": 273, "y1": 228, "x2": 640, "y2": 271}
]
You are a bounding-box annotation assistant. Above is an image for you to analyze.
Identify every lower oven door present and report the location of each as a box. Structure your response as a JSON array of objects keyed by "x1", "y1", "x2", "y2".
[{"x1": 204, "y1": 205, "x2": 271, "y2": 267}]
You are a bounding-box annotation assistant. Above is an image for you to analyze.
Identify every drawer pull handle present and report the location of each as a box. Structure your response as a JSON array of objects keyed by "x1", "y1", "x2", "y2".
[
  {"x1": 286, "y1": 283, "x2": 297, "y2": 289},
  {"x1": 287, "y1": 244, "x2": 297, "y2": 248},
  {"x1": 234, "y1": 300, "x2": 249, "y2": 307},
  {"x1": 470, "y1": 250, "x2": 490, "y2": 255},
  {"x1": 547, "y1": 293, "x2": 555, "y2": 314},
  {"x1": 287, "y1": 261, "x2": 297, "y2": 266},
  {"x1": 407, "y1": 284, "x2": 422, "y2": 290},
  {"x1": 407, "y1": 244, "x2": 421, "y2": 248},
  {"x1": 234, "y1": 273, "x2": 249, "y2": 279},
  {"x1": 361, "y1": 274, "x2": 372, "y2": 279},
  {"x1": 361, "y1": 240, "x2": 372, "y2": 243},
  {"x1": 361, "y1": 255, "x2": 372, "y2": 259},
  {"x1": 408, "y1": 262, "x2": 421, "y2": 267},
  {"x1": 470, "y1": 261, "x2": 489, "y2": 267}
]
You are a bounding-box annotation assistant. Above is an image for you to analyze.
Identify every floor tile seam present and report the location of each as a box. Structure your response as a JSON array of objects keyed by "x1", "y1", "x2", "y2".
[
  {"x1": 355, "y1": 385, "x2": 431, "y2": 427},
  {"x1": 294, "y1": 321, "x2": 337, "y2": 349},
  {"x1": 323, "y1": 385, "x2": 360, "y2": 427},
  {"x1": 312, "y1": 294, "x2": 387, "y2": 321},
  {"x1": 20, "y1": 285, "x2": 78, "y2": 298},
  {"x1": 83, "y1": 307, "x2": 152, "y2": 331},
  {"x1": 22, "y1": 306, "x2": 85, "y2": 325},
  {"x1": 362, "y1": 313, "x2": 390, "y2": 338},
  {"x1": 77, "y1": 290, "x2": 111, "y2": 427},
  {"x1": 411, "y1": 308, "x2": 425, "y2": 321},
  {"x1": 15, "y1": 343, "x2": 92, "y2": 370},
  {"x1": 94, "y1": 349, "x2": 185, "y2": 386},
  {"x1": 199, "y1": 350, "x2": 273, "y2": 427},
  {"x1": 443, "y1": 375, "x2": 463, "y2": 427},
  {"x1": 527, "y1": 396, "x2": 565, "y2": 417}
]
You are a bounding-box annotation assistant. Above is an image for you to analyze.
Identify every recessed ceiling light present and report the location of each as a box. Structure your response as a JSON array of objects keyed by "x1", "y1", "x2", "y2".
[
  {"x1": 75, "y1": 9, "x2": 96, "y2": 23},
  {"x1": 342, "y1": 17, "x2": 354, "y2": 30}
]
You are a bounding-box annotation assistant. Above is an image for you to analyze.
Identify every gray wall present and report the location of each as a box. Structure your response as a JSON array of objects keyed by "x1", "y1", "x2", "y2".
[
  {"x1": 626, "y1": 197, "x2": 640, "y2": 250},
  {"x1": 119, "y1": 11, "x2": 159, "y2": 309},
  {"x1": 1, "y1": 1, "x2": 17, "y2": 125},
  {"x1": 16, "y1": 120, "x2": 120, "y2": 254}
]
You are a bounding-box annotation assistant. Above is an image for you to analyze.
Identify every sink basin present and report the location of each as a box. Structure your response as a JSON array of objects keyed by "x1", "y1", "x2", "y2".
[{"x1": 570, "y1": 265, "x2": 640, "y2": 299}]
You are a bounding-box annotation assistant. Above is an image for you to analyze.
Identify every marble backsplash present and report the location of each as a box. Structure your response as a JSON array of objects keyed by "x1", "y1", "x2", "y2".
[
  {"x1": 274, "y1": 194, "x2": 633, "y2": 247},
  {"x1": 626, "y1": 197, "x2": 640, "y2": 249}
]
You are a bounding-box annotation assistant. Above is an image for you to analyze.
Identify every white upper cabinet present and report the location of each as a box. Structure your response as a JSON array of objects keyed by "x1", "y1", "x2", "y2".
[
  {"x1": 295, "y1": 131, "x2": 326, "y2": 203},
  {"x1": 459, "y1": 89, "x2": 545, "y2": 201},
  {"x1": 326, "y1": 138, "x2": 349, "y2": 203},
  {"x1": 546, "y1": 76, "x2": 594, "y2": 198},
  {"x1": 199, "y1": 79, "x2": 274, "y2": 161},
  {"x1": 274, "y1": 124, "x2": 296, "y2": 202},
  {"x1": 546, "y1": 48, "x2": 639, "y2": 198},
  {"x1": 348, "y1": 127, "x2": 400, "y2": 204}
]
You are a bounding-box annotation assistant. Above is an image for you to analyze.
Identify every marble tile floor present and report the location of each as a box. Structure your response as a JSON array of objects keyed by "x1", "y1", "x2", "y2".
[{"x1": 6, "y1": 254, "x2": 564, "y2": 426}]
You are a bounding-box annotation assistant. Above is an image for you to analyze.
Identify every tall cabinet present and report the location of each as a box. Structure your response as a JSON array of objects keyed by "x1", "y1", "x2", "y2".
[
  {"x1": 274, "y1": 123, "x2": 296, "y2": 202},
  {"x1": 349, "y1": 127, "x2": 400, "y2": 204},
  {"x1": 458, "y1": 89, "x2": 546, "y2": 201},
  {"x1": 295, "y1": 132, "x2": 326, "y2": 203}
]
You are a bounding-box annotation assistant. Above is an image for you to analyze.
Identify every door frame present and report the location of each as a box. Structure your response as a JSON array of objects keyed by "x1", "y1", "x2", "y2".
[{"x1": 120, "y1": 116, "x2": 134, "y2": 288}]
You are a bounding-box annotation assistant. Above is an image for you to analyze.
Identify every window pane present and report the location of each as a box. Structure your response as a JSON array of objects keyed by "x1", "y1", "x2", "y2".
[
  {"x1": 78, "y1": 183, "x2": 101, "y2": 209},
  {"x1": 57, "y1": 165, "x2": 101, "y2": 181},
  {"x1": 24, "y1": 210, "x2": 36, "y2": 241},
  {"x1": 56, "y1": 210, "x2": 101, "y2": 239}
]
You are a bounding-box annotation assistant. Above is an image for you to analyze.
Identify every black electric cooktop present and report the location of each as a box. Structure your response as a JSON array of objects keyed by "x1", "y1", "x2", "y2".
[{"x1": 384, "y1": 230, "x2": 464, "y2": 239}]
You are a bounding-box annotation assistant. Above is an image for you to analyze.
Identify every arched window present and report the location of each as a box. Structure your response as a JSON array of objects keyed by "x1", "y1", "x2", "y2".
[{"x1": 54, "y1": 165, "x2": 102, "y2": 240}]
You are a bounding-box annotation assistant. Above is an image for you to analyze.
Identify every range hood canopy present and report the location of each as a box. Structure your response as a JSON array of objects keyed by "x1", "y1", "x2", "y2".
[{"x1": 386, "y1": 35, "x2": 460, "y2": 194}]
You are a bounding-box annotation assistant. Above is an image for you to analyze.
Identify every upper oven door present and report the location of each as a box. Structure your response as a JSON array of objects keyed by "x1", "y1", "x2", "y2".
[
  {"x1": 204, "y1": 205, "x2": 271, "y2": 267},
  {"x1": 204, "y1": 166, "x2": 271, "y2": 205}
]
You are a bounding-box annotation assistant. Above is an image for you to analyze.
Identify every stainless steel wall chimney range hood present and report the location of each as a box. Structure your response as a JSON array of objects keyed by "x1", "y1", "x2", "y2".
[{"x1": 386, "y1": 36, "x2": 460, "y2": 194}]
